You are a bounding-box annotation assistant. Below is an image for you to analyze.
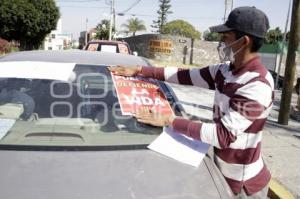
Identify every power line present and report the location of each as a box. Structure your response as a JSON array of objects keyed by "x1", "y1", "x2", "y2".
[
  {"x1": 118, "y1": 12, "x2": 220, "y2": 20},
  {"x1": 120, "y1": 0, "x2": 142, "y2": 14}
]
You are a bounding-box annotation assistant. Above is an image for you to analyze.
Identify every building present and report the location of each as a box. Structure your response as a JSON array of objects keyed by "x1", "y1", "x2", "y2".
[
  {"x1": 43, "y1": 19, "x2": 73, "y2": 50},
  {"x1": 79, "y1": 28, "x2": 97, "y2": 49}
]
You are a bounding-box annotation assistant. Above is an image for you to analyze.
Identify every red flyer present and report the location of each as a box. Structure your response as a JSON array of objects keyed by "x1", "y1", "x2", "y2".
[{"x1": 111, "y1": 73, "x2": 174, "y2": 117}]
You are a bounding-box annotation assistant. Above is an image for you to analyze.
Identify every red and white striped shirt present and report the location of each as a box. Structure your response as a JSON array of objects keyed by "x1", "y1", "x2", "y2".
[{"x1": 141, "y1": 56, "x2": 273, "y2": 195}]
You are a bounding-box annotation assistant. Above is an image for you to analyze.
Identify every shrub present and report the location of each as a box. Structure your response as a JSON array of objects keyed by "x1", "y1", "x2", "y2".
[{"x1": 0, "y1": 38, "x2": 19, "y2": 54}]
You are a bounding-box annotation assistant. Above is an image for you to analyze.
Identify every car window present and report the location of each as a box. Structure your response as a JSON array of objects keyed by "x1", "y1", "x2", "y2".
[
  {"x1": 0, "y1": 64, "x2": 166, "y2": 148},
  {"x1": 100, "y1": 44, "x2": 117, "y2": 53},
  {"x1": 118, "y1": 43, "x2": 130, "y2": 54},
  {"x1": 86, "y1": 43, "x2": 99, "y2": 51}
]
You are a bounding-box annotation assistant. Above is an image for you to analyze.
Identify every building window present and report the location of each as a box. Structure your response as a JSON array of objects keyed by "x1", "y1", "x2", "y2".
[
  {"x1": 48, "y1": 47, "x2": 52, "y2": 50},
  {"x1": 51, "y1": 34, "x2": 55, "y2": 39}
]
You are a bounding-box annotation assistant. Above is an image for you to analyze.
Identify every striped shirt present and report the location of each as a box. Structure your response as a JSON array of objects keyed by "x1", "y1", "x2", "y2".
[{"x1": 141, "y1": 56, "x2": 273, "y2": 195}]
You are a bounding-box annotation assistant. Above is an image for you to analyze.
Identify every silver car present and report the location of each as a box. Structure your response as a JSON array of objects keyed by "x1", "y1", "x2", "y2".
[{"x1": 0, "y1": 50, "x2": 233, "y2": 199}]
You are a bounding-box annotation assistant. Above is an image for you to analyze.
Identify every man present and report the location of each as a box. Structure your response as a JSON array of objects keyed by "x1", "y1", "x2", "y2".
[{"x1": 109, "y1": 6, "x2": 273, "y2": 198}]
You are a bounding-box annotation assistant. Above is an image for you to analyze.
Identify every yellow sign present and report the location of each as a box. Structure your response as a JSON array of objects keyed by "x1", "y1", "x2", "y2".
[{"x1": 149, "y1": 40, "x2": 172, "y2": 54}]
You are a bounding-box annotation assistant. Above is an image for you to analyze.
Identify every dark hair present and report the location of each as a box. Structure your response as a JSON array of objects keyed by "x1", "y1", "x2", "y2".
[{"x1": 235, "y1": 31, "x2": 264, "y2": 52}]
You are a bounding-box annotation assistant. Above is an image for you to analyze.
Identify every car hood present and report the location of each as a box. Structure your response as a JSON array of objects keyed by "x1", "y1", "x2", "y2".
[{"x1": 0, "y1": 149, "x2": 231, "y2": 199}]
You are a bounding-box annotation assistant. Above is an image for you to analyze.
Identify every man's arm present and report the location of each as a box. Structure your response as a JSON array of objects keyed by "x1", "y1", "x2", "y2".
[
  {"x1": 108, "y1": 64, "x2": 221, "y2": 90},
  {"x1": 141, "y1": 65, "x2": 219, "y2": 90},
  {"x1": 170, "y1": 79, "x2": 273, "y2": 149}
]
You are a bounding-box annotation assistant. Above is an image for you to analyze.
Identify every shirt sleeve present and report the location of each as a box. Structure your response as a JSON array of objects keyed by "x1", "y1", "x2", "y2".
[
  {"x1": 141, "y1": 64, "x2": 221, "y2": 90},
  {"x1": 172, "y1": 117, "x2": 236, "y2": 149},
  {"x1": 171, "y1": 79, "x2": 273, "y2": 149}
]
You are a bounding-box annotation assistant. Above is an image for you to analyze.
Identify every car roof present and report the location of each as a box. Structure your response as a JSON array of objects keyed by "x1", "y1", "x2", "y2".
[
  {"x1": 88, "y1": 40, "x2": 129, "y2": 45},
  {"x1": 0, "y1": 50, "x2": 149, "y2": 66}
]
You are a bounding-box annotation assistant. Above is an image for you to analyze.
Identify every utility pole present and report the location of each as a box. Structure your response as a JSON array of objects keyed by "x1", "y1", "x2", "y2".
[
  {"x1": 85, "y1": 18, "x2": 88, "y2": 45},
  {"x1": 275, "y1": 0, "x2": 292, "y2": 89},
  {"x1": 224, "y1": 0, "x2": 233, "y2": 22},
  {"x1": 113, "y1": 1, "x2": 116, "y2": 40},
  {"x1": 189, "y1": 38, "x2": 194, "y2": 65},
  {"x1": 109, "y1": 0, "x2": 115, "y2": 40},
  {"x1": 278, "y1": 0, "x2": 300, "y2": 125}
]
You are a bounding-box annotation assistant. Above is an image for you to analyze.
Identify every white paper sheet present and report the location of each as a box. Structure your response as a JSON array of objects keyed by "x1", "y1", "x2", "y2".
[
  {"x1": 101, "y1": 45, "x2": 117, "y2": 53},
  {"x1": 148, "y1": 127, "x2": 210, "y2": 167},
  {"x1": 0, "y1": 119, "x2": 16, "y2": 140},
  {"x1": 0, "y1": 61, "x2": 76, "y2": 81}
]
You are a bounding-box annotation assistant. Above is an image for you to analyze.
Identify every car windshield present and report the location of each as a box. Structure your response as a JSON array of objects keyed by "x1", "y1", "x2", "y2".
[{"x1": 0, "y1": 64, "x2": 164, "y2": 148}]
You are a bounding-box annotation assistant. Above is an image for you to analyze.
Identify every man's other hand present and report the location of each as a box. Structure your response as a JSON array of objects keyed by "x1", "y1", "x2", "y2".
[
  {"x1": 107, "y1": 65, "x2": 142, "y2": 77},
  {"x1": 134, "y1": 110, "x2": 175, "y2": 127}
]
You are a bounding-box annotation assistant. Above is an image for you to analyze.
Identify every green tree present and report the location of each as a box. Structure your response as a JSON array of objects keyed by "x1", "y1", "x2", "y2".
[
  {"x1": 163, "y1": 20, "x2": 201, "y2": 39},
  {"x1": 265, "y1": 27, "x2": 283, "y2": 44},
  {"x1": 203, "y1": 30, "x2": 221, "y2": 41},
  {"x1": 121, "y1": 18, "x2": 146, "y2": 36},
  {"x1": 0, "y1": 0, "x2": 60, "y2": 50},
  {"x1": 95, "y1": 19, "x2": 115, "y2": 40},
  {"x1": 152, "y1": 0, "x2": 172, "y2": 34}
]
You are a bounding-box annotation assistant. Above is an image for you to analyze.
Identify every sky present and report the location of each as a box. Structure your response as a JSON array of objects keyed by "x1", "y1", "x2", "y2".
[{"x1": 55, "y1": 0, "x2": 291, "y2": 40}]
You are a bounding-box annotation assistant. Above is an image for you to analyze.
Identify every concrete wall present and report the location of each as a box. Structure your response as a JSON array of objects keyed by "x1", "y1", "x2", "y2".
[
  {"x1": 121, "y1": 34, "x2": 300, "y2": 79},
  {"x1": 121, "y1": 34, "x2": 220, "y2": 67}
]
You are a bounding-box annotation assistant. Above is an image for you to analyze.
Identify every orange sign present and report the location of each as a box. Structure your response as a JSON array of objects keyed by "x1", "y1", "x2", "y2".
[
  {"x1": 149, "y1": 40, "x2": 172, "y2": 54},
  {"x1": 111, "y1": 73, "x2": 174, "y2": 116}
]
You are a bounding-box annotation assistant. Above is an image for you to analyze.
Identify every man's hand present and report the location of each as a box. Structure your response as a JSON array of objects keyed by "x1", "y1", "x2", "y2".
[
  {"x1": 134, "y1": 110, "x2": 176, "y2": 127},
  {"x1": 107, "y1": 65, "x2": 142, "y2": 77}
]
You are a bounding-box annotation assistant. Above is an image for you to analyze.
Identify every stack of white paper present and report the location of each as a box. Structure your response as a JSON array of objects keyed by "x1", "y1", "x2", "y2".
[{"x1": 148, "y1": 127, "x2": 210, "y2": 167}]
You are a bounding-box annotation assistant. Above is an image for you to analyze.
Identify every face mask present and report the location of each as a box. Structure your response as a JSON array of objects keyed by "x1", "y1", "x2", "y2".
[{"x1": 217, "y1": 37, "x2": 245, "y2": 63}]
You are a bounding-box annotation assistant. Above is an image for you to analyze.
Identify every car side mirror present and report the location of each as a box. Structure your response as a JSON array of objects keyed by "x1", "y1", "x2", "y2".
[{"x1": 133, "y1": 51, "x2": 138, "y2": 56}]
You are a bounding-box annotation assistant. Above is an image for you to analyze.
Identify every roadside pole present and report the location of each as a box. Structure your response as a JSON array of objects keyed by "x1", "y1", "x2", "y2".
[
  {"x1": 189, "y1": 38, "x2": 194, "y2": 65},
  {"x1": 109, "y1": 0, "x2": 114, "y2": 41},
  {"x1": 278, "y1": 0, "x2": 300, "y2": 125},
  {"x1": 275, "y1": 0, "x2": 292, "y2": 89},
  {"x1": 113, "y1": 3, "x2": 116, "y2": 40},
  {"x1": 85, "y1": 18, "x2": 88, "y2": 45},
  {"x1": 298, "y1": 94, "x2": 300, "y2": 110}
]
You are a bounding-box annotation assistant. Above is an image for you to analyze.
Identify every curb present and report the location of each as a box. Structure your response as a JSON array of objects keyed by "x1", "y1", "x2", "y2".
[{"x1": 268, "y1": 178, "x2": 295, "y2": 199}]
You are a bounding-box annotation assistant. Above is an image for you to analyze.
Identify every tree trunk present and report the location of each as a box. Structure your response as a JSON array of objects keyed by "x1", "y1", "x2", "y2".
[{"x1": 20, "y1": 39, "x2": 34, "y2": 51}]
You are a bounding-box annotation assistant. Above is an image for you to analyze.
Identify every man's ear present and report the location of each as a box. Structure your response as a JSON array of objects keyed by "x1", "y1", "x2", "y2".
[
  {"x1": 242, "y1": 35, "x2": 253, "y2": 51},
  {"x1": 244, "y1": 35, "x2": 251, "y2": 46}
]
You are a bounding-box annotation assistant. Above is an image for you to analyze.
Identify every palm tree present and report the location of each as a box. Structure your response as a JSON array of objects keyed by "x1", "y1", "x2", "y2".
[{"x1": 122, "y1": 18, "x2": 146, "y2": 36}]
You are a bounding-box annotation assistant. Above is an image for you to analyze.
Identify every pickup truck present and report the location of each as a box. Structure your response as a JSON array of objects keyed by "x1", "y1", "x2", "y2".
[{"x1": 84, "y1": 40, "x2": 137, "y2": 55}]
